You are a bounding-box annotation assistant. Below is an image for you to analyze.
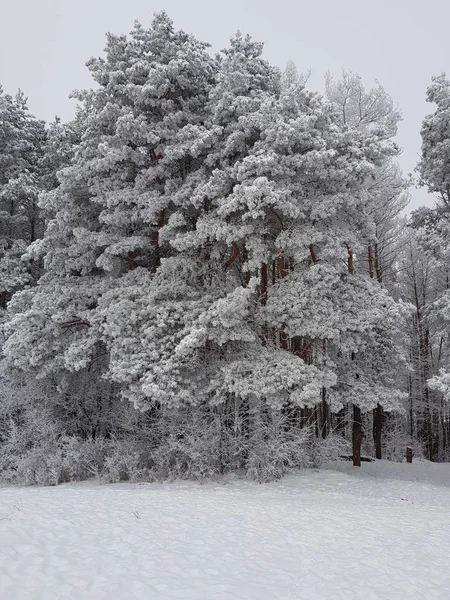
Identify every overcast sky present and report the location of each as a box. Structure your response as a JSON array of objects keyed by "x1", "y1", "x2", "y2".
[{"x1": 1, "y1": 0, "x2": 449, "y2": 211}]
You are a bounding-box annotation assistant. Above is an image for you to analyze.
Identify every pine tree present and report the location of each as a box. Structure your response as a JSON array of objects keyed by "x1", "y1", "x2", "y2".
[
  {"x1": 0, "y1": 88, "x2": 47, "y2": 310},
  {"x1": 409, "y1": 73, "x2": 450, "y2": 459},
  {"x1": 324, "y1": 71, "x2": 408, "y2": 461},
  {"x1": 3, "y1": 13, "x2": 217, "y2": 382},
  {"x1": 1, "y1": 18, "x2": 412, "y2": 478}
]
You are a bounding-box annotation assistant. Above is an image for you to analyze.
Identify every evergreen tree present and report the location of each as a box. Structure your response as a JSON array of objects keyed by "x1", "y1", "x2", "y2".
[
  {"x1": 0, "y1": 88, "x2": 47, "y2": 310},
  {"x1": 3, "y1": 12, "x2": 217, "y2": 381},
  {"x1": 409, "y1": 73, "x2": 450, "y2": 459},
  {"x1": 0, "y1": 16, "x2": 417, "y2": 480}
]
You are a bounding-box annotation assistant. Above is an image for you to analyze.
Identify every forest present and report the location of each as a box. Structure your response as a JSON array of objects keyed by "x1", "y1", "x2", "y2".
[{"x1": 1, "y1": 11, "x2": 450, "y2": 485}]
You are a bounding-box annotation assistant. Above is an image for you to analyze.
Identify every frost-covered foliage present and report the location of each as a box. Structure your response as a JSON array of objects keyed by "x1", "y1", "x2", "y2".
[
  {"x1": 0, "y1": 91, "x2": 76, "y2": 312},
  {"x1": 325, "y1": 70, "x2": 401, "y2": 137},
  {"x1": 0, "y1": 13, "x2": 421, "y2": 484},
  {"x1": 3, "y1": 13, "x2": 217, "y2": 381},
  {"x1": 418, "y1": 74, "x2": 450, "y2": 198},
  {"x1": 405, "y1": 74, "x2": 450, "y2": 460},
  {"x1": 0, "y1": 89, "x2": 46, "y2": 308},
  {"x1": 0, "y1": 380, "x2": 347, "y2": 485}
]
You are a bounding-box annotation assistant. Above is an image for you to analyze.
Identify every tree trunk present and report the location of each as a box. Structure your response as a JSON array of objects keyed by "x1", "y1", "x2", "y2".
[
  {"x1": 374, "y1": 242, "x2": 383, "y2": 284},
  {"x1": 347, "y1": 248, "x2": 354, "y2": 275},
  {"x1": 260, "y1": 263, "x2": 268, "y2": 306},
  {"x1": 368, "y1": 246, "x2": 384, "y2": 459},
  {"x1": 321, "y1": 386, "x2": 330, "y2": 439},
  {"x1": 279, "y1": 331, "x2": 289, "y2": 350},
  {"x1": 259, "y1": 263, "x2": 269, "y2": 344},
  {"x1": 406, "y1": 446, "x2": 413, "y2": 463},
  {"x1": 372, "y1": 404, "x2": 383, "y2": 459},
  {"x1": 276, "y1": 255, "x2": 289, "y2": 349},
  {"x1": 347, "y1": 250, "x2": 361, "y2": 466},
  {"x1": 368, "y1": 244, "x2": 374, "y2": 279},
  {"x1": 353, "y1": 404, "x2": 362, "y2": 467},
  {"x1": 321, "y1": 339, "x2": 329, "y2": 439}
]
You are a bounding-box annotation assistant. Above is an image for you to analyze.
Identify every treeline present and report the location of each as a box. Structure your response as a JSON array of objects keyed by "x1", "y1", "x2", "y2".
[{"x1": 0, "y1": 13, "x2": 449, "y2": 484}]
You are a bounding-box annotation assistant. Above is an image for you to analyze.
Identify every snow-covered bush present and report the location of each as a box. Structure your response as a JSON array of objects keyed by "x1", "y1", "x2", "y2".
[
  {"x1": 0, "y1": 375, "x2": 150, "y2": 485},
  {"x1": 382, "y1": 416, "x2": 426, "y2": 463},
  {"x1": 307, "y1": 430, "x2": 351, "y2": 469},
  {"x1": 244, "y1": 408, "x2": 311, "y2": 482},
  {"x1": 149, "y1": 409, "x2": 224, "y2": 481},
  {"x1": 102, "y1": 447, "x2": 147, "y2": 483}
]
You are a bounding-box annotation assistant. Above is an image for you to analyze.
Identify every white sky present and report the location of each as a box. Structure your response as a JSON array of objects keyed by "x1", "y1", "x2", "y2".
[{"x1": 1, "y1": 0, "x2": 449, "y2": 211}]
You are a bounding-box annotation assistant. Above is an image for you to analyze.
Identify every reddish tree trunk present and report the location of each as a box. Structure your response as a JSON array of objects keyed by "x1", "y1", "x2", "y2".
[
  {"x1": 278, "y1": 254, "x2": 288, "y2": 278},
  {"x1": 223, "y1": 243, "x2": 239, "y2": 272}
]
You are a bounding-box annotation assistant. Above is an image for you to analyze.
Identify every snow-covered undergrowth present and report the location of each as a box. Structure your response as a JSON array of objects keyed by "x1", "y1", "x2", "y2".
[{"x1": 1, "y1": 460, "x2": 449, "y2": 600}]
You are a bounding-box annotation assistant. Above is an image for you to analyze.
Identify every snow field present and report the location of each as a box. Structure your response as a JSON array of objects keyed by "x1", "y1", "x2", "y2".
[{"x1": 0, "y1": 460, "x2": 449, "y2": 600}]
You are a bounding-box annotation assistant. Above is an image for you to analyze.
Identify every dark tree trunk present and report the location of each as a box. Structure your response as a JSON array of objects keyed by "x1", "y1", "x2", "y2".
[
  {"x1": 353, "y1": 405, "x2": 362, "y2": 467},
  {"x1": 321, "y1": 387, "x2": 330, "y2": 439},
  {"x1": 406, "y1": 446, "x2": 413, "y2": 463},
  {"x1": 279, "y1": 331, "x2": 289, "y2": 350},
  {"x1": 321, "y1": 339, "x2": 330, "y2": 439},
  {"x1": 372, "y1": 404, "x2": 383, "y2": 459},
  {"x1": 347, "y1": 250, "x2": 361, "y2": 466},
  {"x1": 374, "y1": 242, "x2": 383, "y2": 284},
  {"x1": 260, "y1": 263, "x2": 268, "y2": 307},
  {"x1": 276, "y1": 255, "x2": 289, "y2": 350},
  {"x1": 347, "y1": 248, "x2": 354, "y2": 275},
  {"x1": 259, "y1": 263, "x2": 269, "y2": 344},
  {"x1": 223, "y1": 242, "x2": 239, "y2": 272},
  {"x1": 368, "y1": 244, "x2": 374, "y2": 279},
  {"x1": 278, "y1": 254, "x2": 288, "y2": 277},
  {"x1": 368, "y1": 247, "x2": 384, "y2": 459},
  {"x1": 309, "y1": 244, "x2": 318, "y2": 265}
]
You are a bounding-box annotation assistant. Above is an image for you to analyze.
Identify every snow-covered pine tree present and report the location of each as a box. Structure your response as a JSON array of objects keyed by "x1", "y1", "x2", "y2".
[
  {"x1": 96, "y1": 32, "x2": 304, "y2": 413},
  {"x1": 3, "y1": 12, "x2": 217, "y2": 379},
  {"x1": 324, "y1": 71, "x2": 409, "y2": 461},
  {"x1": 98, "y1": 41, "x2": 407, "y2": 468},
  {"x1": 2, "y1": 18, "x2": 410, "y2": 478},
  {"x1": 1, "y1": 13, "x2": 221, "y2": 469},
  {"x1": 0, "y1": 91, "x2": 88, "y2": 483},
  {"x1": 395, "y1": 227, "x2": 446, "y2": 460},
  {"x1": 0, "y1": 88, "x2": 48, "y2": 311},
  {"x1": 409, "y1": 73, "x2": 450, "y2": 459}
]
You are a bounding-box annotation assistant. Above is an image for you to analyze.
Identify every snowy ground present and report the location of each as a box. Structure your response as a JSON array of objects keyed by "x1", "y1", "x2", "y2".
[{"x1": 1, "y1": 460, "x2": 449, "y2": 600}]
